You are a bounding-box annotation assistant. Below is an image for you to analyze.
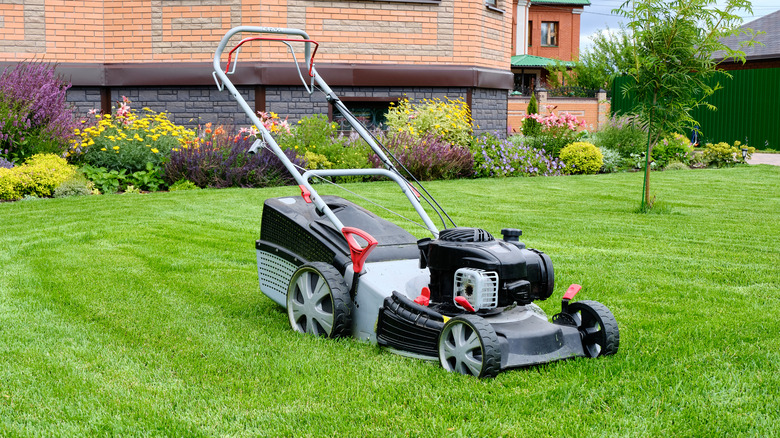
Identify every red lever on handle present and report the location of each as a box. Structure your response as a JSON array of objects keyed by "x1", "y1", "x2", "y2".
[
  {"x1": 299, "y1": 185, "x2": 312, "y2": 203},
  {"x1": 342, "y1": 227, "x2": 378, "y2": 274},
  {"x1": 563, "y1": 284, "x2": 582, "y2": 301}
]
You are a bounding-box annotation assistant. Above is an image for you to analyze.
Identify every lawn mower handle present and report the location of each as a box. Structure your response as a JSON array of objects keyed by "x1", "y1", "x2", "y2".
[
  {"x1": 301, "y1": 168, "x2": 440, "y2": 235},
  {"x1": 213, "y1": 27, "x2": 440, "y2": 241},
  {"x1": 213, "y1": 26, "x2": 314, "y2": 77}
]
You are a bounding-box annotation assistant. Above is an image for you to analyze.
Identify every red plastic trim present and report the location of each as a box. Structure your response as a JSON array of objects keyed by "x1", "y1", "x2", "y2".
[
  {"x1": 341, "y1": 227, "x2": 378, "y2": 274},
  {"x1": 299, "y1": 185, "x2": 312, "y2": 203},
  {"x1": 454, "y1": 296, "x2": 476, "y2": 312},
  {"x1": 407, "y1": 183, "x2": 421, "y2": 199},
  {"x1": 414, "y1": 287, "x2": 431, "y2": 306},
  {"x1": 563, "y1": 284, "x2": 582, "y2": 301},
  {"x1": 225, "y1": 37, "x2": 319, "y2": 77}
]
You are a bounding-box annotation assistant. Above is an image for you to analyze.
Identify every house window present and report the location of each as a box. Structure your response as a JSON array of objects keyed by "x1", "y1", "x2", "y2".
[
  {"x1": 541, "y1": 22, "x2": 558, "y2": 47},
  {"x1": 331, "y1": 99, "x2": 394, "y2": 131},
  {"x1": 528, "y1": 20, "x2": 532, "y2": 46},
  {"x1": 485, "y1": 0, "x2": 497, "y2": 6}
]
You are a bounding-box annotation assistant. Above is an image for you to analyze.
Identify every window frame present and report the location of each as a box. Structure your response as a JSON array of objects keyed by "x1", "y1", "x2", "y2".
[{"x1": 541, "y1": 21, "x2": 559, "y2": 47}]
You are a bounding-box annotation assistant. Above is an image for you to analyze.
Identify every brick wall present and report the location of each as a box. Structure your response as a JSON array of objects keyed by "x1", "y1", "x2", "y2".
[
  {"x1": 1, "y1": 0, "x2": 514, "y2": 69},
  {"x1": 527, "y1": 5, "x2": 582, "y2": 61},
  {"x1": 7, "y1": 0, "x2": 516, "y2": 134},
  {"x1": 507, "y1": 92, "x2": 610, "y2": 134}
]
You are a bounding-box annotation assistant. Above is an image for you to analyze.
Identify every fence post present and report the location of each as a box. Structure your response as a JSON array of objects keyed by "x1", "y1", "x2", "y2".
[
  {"x1": 597, "y1": 88, "x2": 609, "y2": 130},
  {"x1": 535, "y1": 87, "x2": 548, "y2": 105}
]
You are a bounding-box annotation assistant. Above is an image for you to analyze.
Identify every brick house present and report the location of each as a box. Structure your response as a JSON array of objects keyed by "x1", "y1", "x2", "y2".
[
  {"x1": 510, "y1": 0, "x2": 588, "y2": 93},
  {"x1": 0, "y1": 0, "x2": 518, "y2": 134}
]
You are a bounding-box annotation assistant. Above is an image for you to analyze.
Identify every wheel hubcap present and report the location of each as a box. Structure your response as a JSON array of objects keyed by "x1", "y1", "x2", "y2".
[
  {"x1": 440, "y1": 322, "x2": 484, "y2": 376},
  {"x1": 288, "y1": 270, "x2": 334, "y2": 336},
  {"x1": 576, "y1": 310, "x2": 605, "y2": 357}
]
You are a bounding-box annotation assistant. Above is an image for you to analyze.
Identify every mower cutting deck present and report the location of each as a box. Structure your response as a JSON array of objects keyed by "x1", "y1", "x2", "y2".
[{"x1": 213, "y1": 26, "x2": 619, "y2": 378}]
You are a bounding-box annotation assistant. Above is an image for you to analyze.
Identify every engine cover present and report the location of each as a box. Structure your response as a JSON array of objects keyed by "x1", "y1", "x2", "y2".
[{"x1": 418, "y1": 227, "x2": 554, "y2": 309}]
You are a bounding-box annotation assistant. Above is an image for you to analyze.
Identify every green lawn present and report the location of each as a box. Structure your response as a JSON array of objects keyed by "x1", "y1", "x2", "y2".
[{"x1": 1, "y1": 165, "x2": 779, "y2": 437}]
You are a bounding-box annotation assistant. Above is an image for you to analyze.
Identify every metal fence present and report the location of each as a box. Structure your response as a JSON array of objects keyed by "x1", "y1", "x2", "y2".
[
  {"x1": 611, "y1": 68, "x2": 780, "y2": 150},
  {"x1": 547, "y1": 86, "x2": 602, "y2": 98}
]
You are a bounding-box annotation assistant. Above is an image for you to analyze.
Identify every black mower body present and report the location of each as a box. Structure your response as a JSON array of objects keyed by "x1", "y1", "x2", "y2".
[{"x1": 255, "y1": 195, "x2": 615, "y2": 373}]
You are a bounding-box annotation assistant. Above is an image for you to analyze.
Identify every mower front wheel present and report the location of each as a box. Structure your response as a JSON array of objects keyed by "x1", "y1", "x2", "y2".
[
  {"x1": 568, "y1": 300, "x2": 619, "y2": 358},
  {"x1": 286, "y1": 262, "x2": 352, "y2": 338},
  {"x1": 438, "y1": 315, "x2": 501, "y2": 378}
]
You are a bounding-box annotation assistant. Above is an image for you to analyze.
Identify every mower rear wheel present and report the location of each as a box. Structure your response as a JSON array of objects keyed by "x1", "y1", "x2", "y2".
[
  {"x1": 286, "y1": 262, "x2": 351, "y2": 338},
  {"x1": 568, "y1": 300, "x2": 619, "y2": 358},
  {"x1": 438, "y1": 315, "x2": 501, "y2": 378}
]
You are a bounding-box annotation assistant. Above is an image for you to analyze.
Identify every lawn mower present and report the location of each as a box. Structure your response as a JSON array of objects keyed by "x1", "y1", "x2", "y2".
[{"x1": 212, "y1": 26, "x2": 619, "y2": 378}]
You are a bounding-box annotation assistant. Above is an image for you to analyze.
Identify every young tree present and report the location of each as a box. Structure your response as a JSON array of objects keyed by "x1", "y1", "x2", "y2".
[
  {"x1": 522, "y1": 93, "x2": 541, "y2": 136},
  {"x1": 576, "y1": 27, "x2": 635, "y2": 90},
  {"x1": 546, "y1": 28, "x2": 633, "y2": 91},
  {"x1": 614, "y1": 0, "x2": 757, "y2": 210}
]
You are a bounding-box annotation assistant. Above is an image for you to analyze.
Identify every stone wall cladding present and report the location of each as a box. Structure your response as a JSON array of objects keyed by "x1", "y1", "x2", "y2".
[
  {"x1": 66, "y1": 85, "x2": 508, "y2": 135},
  {"x1": 67, "y1": 86, "x2": 254, "y2": 127},
  {"x1": 471, "y1": 88, "x2": 508, "y2": 136},
  {"x1": 265, "y1": 86, "x2": 470, "y2": 123},
  {"x1": 266, "y1": 85, "x2": 506, "y2": 135},
  {"x1": 67, "y1": 87, "x2": 103, "y2": 118}
]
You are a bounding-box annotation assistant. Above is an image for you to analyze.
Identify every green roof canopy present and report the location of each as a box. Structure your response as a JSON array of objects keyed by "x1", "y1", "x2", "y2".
[{"x1": 510, "y1": 54, "x2": 575, "y2": 68}]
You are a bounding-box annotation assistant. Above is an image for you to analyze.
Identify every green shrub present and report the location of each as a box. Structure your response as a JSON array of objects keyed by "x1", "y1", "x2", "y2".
[
  {"x1": 81, "y1": 164, "x2": 127, "y2": 194},
  {"x1": 276, "y1": 115, "x2": 373, "y2": 182},
  {"x1": 702, "y1": 141, "x2": 755, "y2": 168},
  {"x1": 0, "y1": 62, "x2": 78, "y2": 163},
  {"x1": 621, "y1": 152, "x2": 651, "y2": 170},
  {"x1": 594, "y1": 116, "x2": 647, "y2": 157},
  {"x1": 123, "y1": 185, "x2": 142, "y2": 194},
  {"x1": 664, "y1": 161, "x2": 690, "y2": 171},
  {"x1": 0, "y1": 153, "x2": 77, "y2": 200},
  {"x1": 126, "y1": 161, "x2": 165, "y2": 192},
  {"x1": 68, "y1": 98, "x2": 195, "y2": 174},
  {"x1": 168, "y1": 179, "x2": 200, "y2": 191},
  {"x1": 559, "y1": 142, "x2": 603, "y2": 175},
  {"x1": 522, "y1": 94, "x2": 541, "y2": 136},
  {"x1": 385, "y1": 97, "x2": 473, "y2": 147},
  {"x1": 653, "y1": 133, "x2": 693, "y2": 168},
  {"x1": 522, "y1": 109, "x2": 586, "y2": 157},
  {"x1": 599, "y1": 147, "x2": 622, "y2": 173},
  {"x1": 277, "y1": 114, "x2": 337, "y2": 152},
  {"x1": 54, "y1": 176, "x2": 93, "y2": 198}
]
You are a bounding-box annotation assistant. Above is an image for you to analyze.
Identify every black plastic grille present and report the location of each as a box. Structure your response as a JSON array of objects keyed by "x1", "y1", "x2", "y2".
[
  {"x1": 260, "y1": 206, "x2": 335, "y2": 264},
  {"x1": 439, "y1": 227, "x2": 495, "y2": 243},
  {"x1": 376, "y1": 293, "x2": 444, "y2": 358}
]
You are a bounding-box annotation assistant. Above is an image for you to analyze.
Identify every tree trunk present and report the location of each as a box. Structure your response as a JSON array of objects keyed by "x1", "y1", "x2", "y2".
[{"x1": 642, "y1": 106, "x2": 654, "y2": 210}]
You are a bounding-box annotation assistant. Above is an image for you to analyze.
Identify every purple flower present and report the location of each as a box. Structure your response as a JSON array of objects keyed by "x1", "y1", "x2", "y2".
[{"x1": 163, "y1": 133, "x2": 305, "y2": 188}]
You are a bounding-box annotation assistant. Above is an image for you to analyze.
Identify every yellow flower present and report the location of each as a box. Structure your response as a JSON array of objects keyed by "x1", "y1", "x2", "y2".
[
  {"x1": 151, "y1": 148, "x2": 159, "y2": 154},
  {"x1": 113, "y1": 146, "x2": 120, "y2": 150},
  {"x1": 100, "y1": 148, "x2": 106, "y2": 151}
]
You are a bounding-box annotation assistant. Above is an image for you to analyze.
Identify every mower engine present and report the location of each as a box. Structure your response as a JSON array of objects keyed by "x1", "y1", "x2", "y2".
[{"x1": 418, "y1": 227, "x2": 554, "y2": 312}]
